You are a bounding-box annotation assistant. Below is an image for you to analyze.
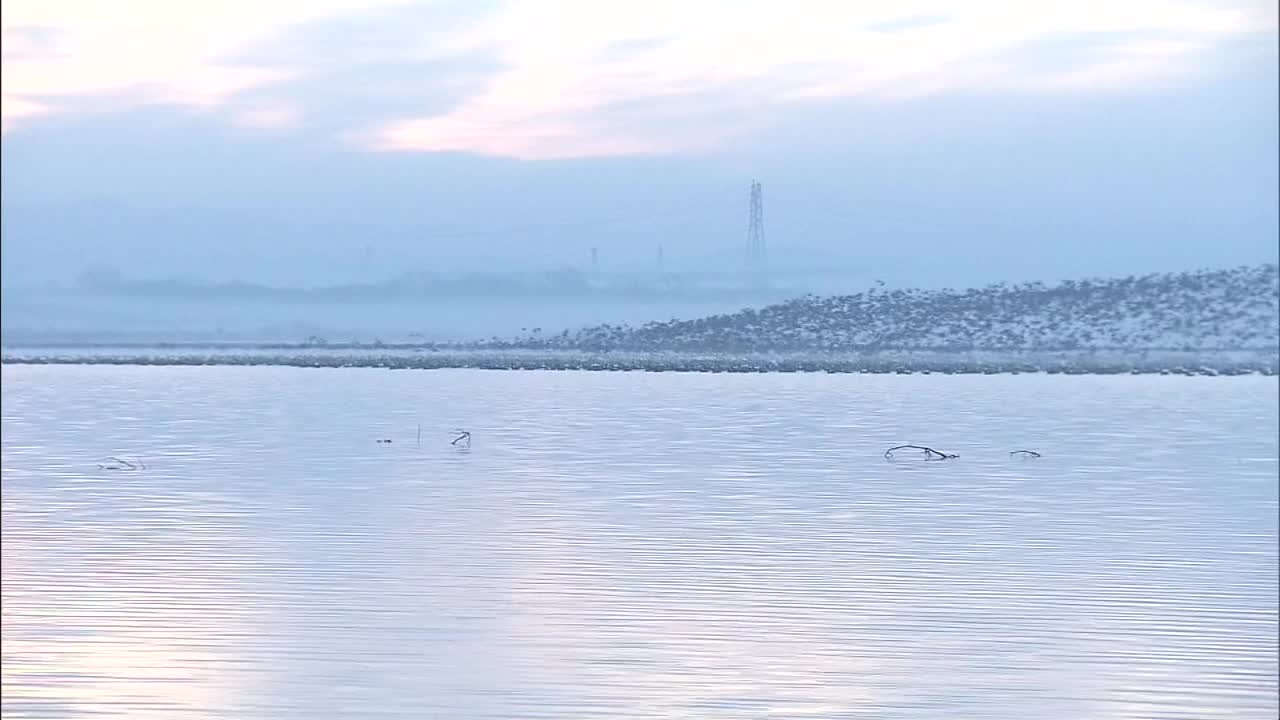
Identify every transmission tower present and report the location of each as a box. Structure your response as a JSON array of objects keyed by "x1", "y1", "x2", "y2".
[{"x1": 746, "y1": 180, "x2": 765, "y2": 265}]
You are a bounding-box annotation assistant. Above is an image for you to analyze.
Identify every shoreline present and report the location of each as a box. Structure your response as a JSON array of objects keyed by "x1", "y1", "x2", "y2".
[{"x1": 3, "y1": 348, "x2": 1276, "y2": 376}]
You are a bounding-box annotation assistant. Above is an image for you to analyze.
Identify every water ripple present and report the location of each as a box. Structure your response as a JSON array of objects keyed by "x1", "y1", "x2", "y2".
[{"x1": 2, "y1": 366, "x2": 1277, "y2": 719}]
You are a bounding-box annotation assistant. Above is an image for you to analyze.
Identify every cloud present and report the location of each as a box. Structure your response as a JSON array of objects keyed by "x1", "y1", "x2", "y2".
[
  {"x1": 0, "y1": 96, "x2": 47, "y2": 134},
  {"x1": 0, "y1": 0, "x2": 415, "y2": 133},
  {"x1": 369, "y1": 0, "x2": 1274, "y2": 159},
  {"x1": 1, "y1": 0, "x2": 1274, "y2": 156},
  {"x1": 231, "y1": 103, "x2": 302, "y2": 130},
  {"x1": 865, "y1": 14, "x2": 954, "y2": 33},
  {"x1": 221, "y1": 2, "x2": 504, "y2": 140},
  {"x1": 1, "y1": 24, "x2": 65, "y2": 60}
]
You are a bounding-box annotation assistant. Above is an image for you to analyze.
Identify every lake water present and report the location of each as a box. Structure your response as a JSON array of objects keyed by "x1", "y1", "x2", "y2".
[{"x1": 2, "y1": 365, "x2": 1277, "y2": 719}]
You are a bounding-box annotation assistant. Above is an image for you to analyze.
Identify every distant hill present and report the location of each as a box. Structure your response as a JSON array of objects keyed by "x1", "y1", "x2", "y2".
[{"x1": 503, "y1": 265, "x2": 1280, "y2": 353}]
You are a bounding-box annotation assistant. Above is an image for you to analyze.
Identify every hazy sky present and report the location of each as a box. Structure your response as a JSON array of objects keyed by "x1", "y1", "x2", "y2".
[{"x1": 2, "y1": 0, "x2": 1277, "y2": 288}]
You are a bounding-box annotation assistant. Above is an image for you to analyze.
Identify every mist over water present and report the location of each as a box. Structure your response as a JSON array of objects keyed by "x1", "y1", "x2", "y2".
[
  {"x1": 3, "y1": 366, "x2": 1276, "y2": 719},
  {"x1": 0, "y1": 292, "x2": 769, "y2": 344}
]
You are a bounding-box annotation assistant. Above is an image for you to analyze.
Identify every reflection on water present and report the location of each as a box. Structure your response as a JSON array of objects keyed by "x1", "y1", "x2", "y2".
[{"x1": 3, "y1": 366, "x2": 1277, "y2": 719}]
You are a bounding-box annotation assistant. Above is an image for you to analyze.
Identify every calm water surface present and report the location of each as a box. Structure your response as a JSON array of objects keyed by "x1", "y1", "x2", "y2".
[{"x1": 2, "y1": 366, "x2": 1277, "y2": 719}]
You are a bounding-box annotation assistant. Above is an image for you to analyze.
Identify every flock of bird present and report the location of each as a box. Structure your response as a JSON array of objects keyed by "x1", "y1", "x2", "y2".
[{"x1": 490, "y1": 264, "x2": 1277, "y2": 353}]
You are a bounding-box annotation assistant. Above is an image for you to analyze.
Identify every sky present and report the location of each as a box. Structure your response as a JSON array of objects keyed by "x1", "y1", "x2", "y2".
[{"x1": 2, "y1": 0, "x2": 1277, "y2": 289}]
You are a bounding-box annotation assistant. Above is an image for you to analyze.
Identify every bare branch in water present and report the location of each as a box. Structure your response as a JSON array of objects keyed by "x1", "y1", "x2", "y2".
[
  {"x1": 884, "y1": 445, "x2": 958, "y2": 461},
  {"x1": 98, "y1": 457, "x2": 145, "y2": 471},
  {"x1": 1010, "y1": 450, "x2": 1042, "y2": 458},
  {"x1": 451, "y1": 430, "x2": 472, "y2": 446}
]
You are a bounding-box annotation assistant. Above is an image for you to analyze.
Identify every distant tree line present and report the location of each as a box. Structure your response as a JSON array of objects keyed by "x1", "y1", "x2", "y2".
[{"x1": 73, "y1": 265, "x2": 788, "y2": 302}]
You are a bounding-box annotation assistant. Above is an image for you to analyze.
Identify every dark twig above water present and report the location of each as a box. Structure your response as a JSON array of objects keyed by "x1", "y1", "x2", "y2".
[
  {"x1": 451, "y1": 430, "x2": 472, "y2": 446},
  {"x1": 1010, "y1": 450, "x2": 1042, "y2": 458},
  {"x1": 884, "y1": 445, "x2": 958, "y2": 461},
  {"x1": 98, "y1": 456, "x2": 146, "y2": 471}
]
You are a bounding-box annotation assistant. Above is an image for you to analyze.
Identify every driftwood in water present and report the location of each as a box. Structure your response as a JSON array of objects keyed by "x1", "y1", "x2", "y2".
[
  {"x1": 884, "y1": 445, "x2": 958, "y2": 461},
  {"x1": 98, "y1": 456, "x2": 147, "y2": 471},
  {"x1": 451, "y1": 430, "x2": 472, "y2": 447},
  {"x1": 1009, "y1": 450, "x2": 1042, "y2": 458}
]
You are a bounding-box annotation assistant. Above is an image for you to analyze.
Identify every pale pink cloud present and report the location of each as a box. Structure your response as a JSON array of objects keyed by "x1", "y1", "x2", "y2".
[
  {"x1": 1035, "y1": 40, "x2": 1218, "y2": 92},
  {"x1": 232, "y1": 103, "x2": 303, "y2": 130},
  {"x1": 368, "y1": 0, "x2": 1272, "y2": 159},
  {"x1": 0, "y1": 0, "x2": 413, "y2": 132},
  {"x1": 1, "y1": 0, "x2": 1273, "y2": 155},
  {"x1": 0, "y1": 96, "x2": 47, "y2": 134}
]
